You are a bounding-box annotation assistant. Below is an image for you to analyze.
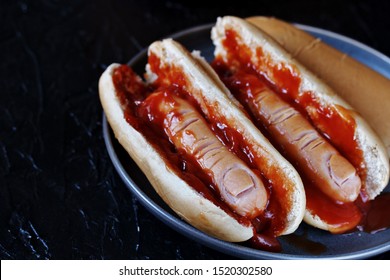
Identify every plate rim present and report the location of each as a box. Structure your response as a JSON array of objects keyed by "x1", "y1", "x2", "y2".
[{"x1": 102, "y1": 22, "x2": 390, "y2": 259}]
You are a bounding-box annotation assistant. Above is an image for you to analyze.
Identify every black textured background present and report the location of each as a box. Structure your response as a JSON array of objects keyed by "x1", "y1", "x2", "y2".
[{"x1": 0, "y1": 0, "x2": 389, "y2": 259}]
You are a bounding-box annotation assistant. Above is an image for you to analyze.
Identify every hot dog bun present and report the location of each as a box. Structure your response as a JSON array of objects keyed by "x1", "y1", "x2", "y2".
[
  {"x1": 99, "y1": 63, "x2": 253, "y2": 242},
  {"x1": 99, "y1": 39, "x2": 306, "y2": 244},
  {"x1": 211, "y1": 16, "x2": 389, "y2": 233},
  {"x1": 247, "y1": 16, "x2": 390, "y2": 157}
]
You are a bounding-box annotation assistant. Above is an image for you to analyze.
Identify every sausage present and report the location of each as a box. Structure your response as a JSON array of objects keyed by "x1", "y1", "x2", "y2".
[
  {"x1": 225, "y1": 72, "x2": 361, "y2": 203},
  {"x1": 140, "y1": 90, "x2": 268, "y2": 218}
]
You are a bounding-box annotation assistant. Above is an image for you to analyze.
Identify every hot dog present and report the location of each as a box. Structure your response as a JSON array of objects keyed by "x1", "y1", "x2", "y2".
[
  {"x1": 223, "y1": 72, "x2": 361, "y2": 203},
  {"x1": 99, "y1": 39, "x2": 306, "y2": 251},
  {"x1": 211, "y1": 16, "x2": 390, "y2": 233}
]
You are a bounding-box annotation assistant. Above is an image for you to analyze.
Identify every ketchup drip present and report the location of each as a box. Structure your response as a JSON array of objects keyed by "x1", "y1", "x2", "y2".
[
  {"x1": 112, "y1": 64, "x2": 283, "y2": 252},
  {"x1": 213, "y1": 28, "x2": 389, "y2": 234},
  {"x1": 360, "y1": 192, "x2": 390, "y2": 233}
]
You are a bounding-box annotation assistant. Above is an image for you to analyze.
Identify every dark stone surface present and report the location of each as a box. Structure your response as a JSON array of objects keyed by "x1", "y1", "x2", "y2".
[{"x1": 0, "y1": 0, "x2": 389, "y2": 259}]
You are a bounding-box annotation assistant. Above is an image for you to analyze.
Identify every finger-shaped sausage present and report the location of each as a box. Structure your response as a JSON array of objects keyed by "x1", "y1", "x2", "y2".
[
  {"x1": 226, "y1": 72, "x2": 361, "y2": 203},
  {"x1": 140, "y1": 90, "x2": 268, "y2": 218}
]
